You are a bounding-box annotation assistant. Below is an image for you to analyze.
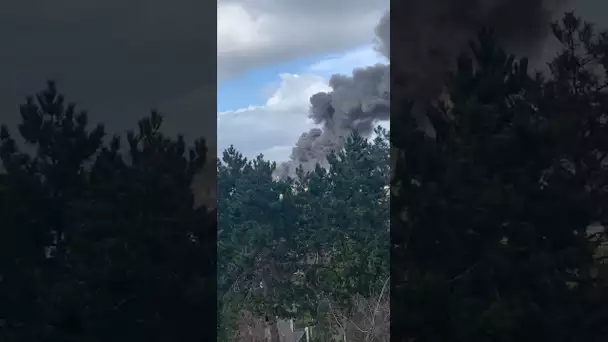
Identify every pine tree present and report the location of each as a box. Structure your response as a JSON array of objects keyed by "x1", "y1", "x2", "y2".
[
  {"x1": 391, "y1": 13, "x2": 608, "y2": 342},
  {"x1": 0, "y1": 81, "x2": 216, "y2": 341}
]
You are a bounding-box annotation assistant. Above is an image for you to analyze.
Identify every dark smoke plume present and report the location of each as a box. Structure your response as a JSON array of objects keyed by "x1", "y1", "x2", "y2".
[
  {"x1": 391, "y1": 0, "x2": 566, "y2": 112},
  {"x1": 273, "y1": 13, "x2": 390, "y2": 180},
  {"x1": 275, "y1": 0, "x2": 568, "y2": 180}
]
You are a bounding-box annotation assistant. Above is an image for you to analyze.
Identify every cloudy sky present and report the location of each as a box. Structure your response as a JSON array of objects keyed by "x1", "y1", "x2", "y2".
[
  {"x1": 2, "y1": 0, "x2": 604, "y2": 165},
  {"x1": 0, "y1": 0, "x2": 216, "y2": 146},
  {"x1": 218, "y1": 0, "x2": 390, "y2": 162}
]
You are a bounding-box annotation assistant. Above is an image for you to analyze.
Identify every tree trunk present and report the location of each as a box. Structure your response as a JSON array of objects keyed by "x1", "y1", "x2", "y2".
[
  {"x1": 264, "y1": 317, "x2": 280, "y2": 342},
  {"x1": 262, "y1": 266, "x2": 281, "y2": 342},
  {"x1": 269, "y1": 317, "x2": 280, "y2": 342}
]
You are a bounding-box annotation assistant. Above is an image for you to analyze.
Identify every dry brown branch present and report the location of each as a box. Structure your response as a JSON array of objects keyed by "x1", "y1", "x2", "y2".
[
  {"x1": 234, "y1": 310, "x2": 267, "y2": 342},
  {"x1": 325, "y1": 277, "x2": 390, "y2": 342}
]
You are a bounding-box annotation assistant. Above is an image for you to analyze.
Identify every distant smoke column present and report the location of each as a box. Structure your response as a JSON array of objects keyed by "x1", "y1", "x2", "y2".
[
  {"x1": 374, "y1": 11, "x2": 390, "y2": 60},
  {"x1": 274, "y1": 13, "x2": 390, "y2": 180},
  {"x1": 390, "y1": 0, "x2": 565, "y2": 116},
  {"x1": 275, "y1": 0, "x2": 566, "y2": 180}
]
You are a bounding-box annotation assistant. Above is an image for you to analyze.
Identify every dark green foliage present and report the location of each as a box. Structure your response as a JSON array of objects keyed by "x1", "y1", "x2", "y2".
[
  {"x1": 295, "y1": 129, "x2": 389, "y2": 309},
  {"x1": 217, "y1": 128, "x2": 390, "y2": 338},
  {"x1": 391, "y1": 13, "x2": 608, "y2": 342},
  {"x1": 0, "y1": 81, "x2": 216, "y2": 341}
]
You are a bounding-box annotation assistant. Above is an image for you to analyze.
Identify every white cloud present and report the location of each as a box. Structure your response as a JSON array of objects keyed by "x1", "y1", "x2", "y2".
[
  {"x1": 307, "y1": 45, "x2": 388, "y2": 76},
  {"x1": 218, "y1": 73, "x2": 327, "y2": 161},
  {"x1": 217, "y1": 3, "x2": 272, "y2": 55},
  {"x1": 218, "y1": 45, "x2": 389, "y2": 162},
  {"x1": 217, "y1": 0, "x2": 389, "y2": 81}
]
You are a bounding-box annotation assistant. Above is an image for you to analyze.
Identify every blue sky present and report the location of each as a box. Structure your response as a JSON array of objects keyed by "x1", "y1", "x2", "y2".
[
  {"x1": 218, "y1": 44, "x2": 388, "y2": 111},
  {"x1": 217, "y1": 0, "x2": 389, "y2": 162},
  {"x1": 217, "y1": 44, "x2": 388, "y2": 162},
  {"x1": 218, "y1": 55, "x2": 324, "y2": 112}
]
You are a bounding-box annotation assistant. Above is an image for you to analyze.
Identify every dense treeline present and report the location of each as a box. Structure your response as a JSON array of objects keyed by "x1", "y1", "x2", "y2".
[
  {"x1": 3, "y1": 10, "x2": 608, "y2": 342},
  {"x1": 217, "y1": 128, "x2": 390, "y2": 341},
  {"x1": 391, "y1": 13, "x2": 608, "y2": 341},
  {"x1": 0, "y1": 82, "x2": 216, "y2": 341}
]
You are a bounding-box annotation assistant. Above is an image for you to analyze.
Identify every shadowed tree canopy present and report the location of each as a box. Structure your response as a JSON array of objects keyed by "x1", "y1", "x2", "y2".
[
  {"x1": 217, "y1": 127, "x2": 390, "y2": 341},
  {"x1": 0, "y1": 81, "x2": 216, "y2": 342},
  {"x1": 391, "y1": 13, "x2": 608, "y2": 342}
]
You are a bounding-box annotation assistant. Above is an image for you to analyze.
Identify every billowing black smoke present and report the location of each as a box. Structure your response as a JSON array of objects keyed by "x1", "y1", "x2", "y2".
[
  {"x1": 273, "y1": 13, "x2": 390, "y2": 180},
  {"x1": 275, "y1": 0, "x2": 570, "y2": 180},
  {"x1": 391, "y1": 0, "x2": 567, "y2": 109}
]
